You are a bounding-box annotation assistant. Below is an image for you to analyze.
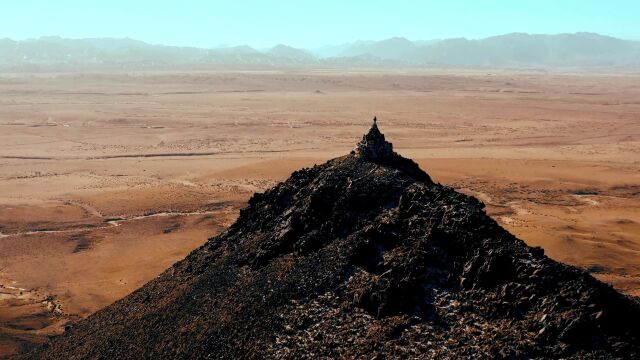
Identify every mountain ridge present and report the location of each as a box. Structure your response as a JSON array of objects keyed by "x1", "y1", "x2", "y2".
[
  {"x1": 1, "y1": 32, "x2": 639, "y2": 70},
  {"x1": 23, "y1": 120, "x2": 640, "y2": 359}
]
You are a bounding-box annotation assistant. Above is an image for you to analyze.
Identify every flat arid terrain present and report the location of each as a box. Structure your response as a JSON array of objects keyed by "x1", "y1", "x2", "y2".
[{"x1": 1, "y1": 70, "x2": 639, "y2": 356}]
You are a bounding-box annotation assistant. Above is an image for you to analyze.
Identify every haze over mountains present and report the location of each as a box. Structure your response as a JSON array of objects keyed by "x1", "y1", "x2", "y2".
[{"x1": 1, "y1": 32, "x2": 639, "y2": 70}]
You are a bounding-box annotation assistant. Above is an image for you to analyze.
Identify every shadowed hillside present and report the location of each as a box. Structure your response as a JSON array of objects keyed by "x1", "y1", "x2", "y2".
[{"x1": 23, "y1": 120, "x2": 640, "y2": 359}]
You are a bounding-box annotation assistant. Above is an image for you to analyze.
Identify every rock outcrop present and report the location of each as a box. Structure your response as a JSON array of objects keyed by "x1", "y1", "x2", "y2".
[
  {"x1": 354, "y1": 117, "x2": 394, "y2": 160},
  {"x1": 25, "y1": 119, "x2": 640, "y2": 359}
]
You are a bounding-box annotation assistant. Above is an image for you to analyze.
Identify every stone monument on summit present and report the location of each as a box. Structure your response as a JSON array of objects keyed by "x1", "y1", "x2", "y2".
[{"x1": 354, "y1": 116, "x2": 395, "y2": 160}]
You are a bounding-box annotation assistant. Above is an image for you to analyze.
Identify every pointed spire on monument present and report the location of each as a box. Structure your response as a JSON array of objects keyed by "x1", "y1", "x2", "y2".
[{"x1": 354, "y1": 116, "x2": 394, "y2": 161}]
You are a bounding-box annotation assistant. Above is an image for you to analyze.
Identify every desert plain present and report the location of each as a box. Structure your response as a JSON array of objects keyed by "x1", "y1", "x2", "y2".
[{"x1": 0, "y1": 70, "x2": 639, "y2": 356}]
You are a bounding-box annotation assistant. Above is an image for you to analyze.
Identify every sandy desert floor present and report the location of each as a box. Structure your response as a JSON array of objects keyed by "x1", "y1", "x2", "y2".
[{"x1": 0, "y1": 70, "x2": 639, "y2": 356}]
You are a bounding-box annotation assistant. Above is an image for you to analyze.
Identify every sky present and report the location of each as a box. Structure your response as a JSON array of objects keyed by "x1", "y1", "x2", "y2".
[{"x1": 1, "y1": 0, "x2": 638, "y2": 48}]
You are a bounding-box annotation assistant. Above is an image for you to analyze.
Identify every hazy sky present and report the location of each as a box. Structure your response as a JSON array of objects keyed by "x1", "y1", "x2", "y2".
[{"x1": 2, "y1": 0, "x2": 638, "y2": 48}]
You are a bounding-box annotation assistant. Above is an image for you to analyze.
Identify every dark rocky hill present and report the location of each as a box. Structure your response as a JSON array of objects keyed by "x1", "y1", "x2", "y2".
[{"x1": 25, "y1": 120, "x2": 640, "y2": 359}]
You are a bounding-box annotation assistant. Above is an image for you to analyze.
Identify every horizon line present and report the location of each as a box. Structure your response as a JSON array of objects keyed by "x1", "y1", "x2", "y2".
[{"x1": 2, "y1": 31, "x2": 637, "y2": 50}]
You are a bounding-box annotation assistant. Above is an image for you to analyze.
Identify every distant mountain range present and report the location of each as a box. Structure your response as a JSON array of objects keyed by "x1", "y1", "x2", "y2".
[{"x1": 1, "y1": 33, "x2": 639, "y2": 70}]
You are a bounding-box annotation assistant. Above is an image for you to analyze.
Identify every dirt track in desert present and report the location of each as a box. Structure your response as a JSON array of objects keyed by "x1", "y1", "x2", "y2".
[{"x1": 1, "y1": 70, "x2": 639, "y2": 356}]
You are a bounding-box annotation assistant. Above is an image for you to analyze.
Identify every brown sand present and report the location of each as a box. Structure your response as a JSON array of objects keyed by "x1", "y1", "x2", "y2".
[{"x1": 0, "y1": 70, "x2": 639, "y2": 356}]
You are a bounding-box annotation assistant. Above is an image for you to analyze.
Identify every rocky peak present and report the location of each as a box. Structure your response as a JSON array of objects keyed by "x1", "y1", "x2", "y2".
[
  {"x1": 27, "y1": 118, "x2": 640, "y2": 359},
  {"x1": 354, "y1": 117, "x2": 395, "y2": 160},
  {"x1": 352, "y1": 117, "x2": 432, "y2": 183}
]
